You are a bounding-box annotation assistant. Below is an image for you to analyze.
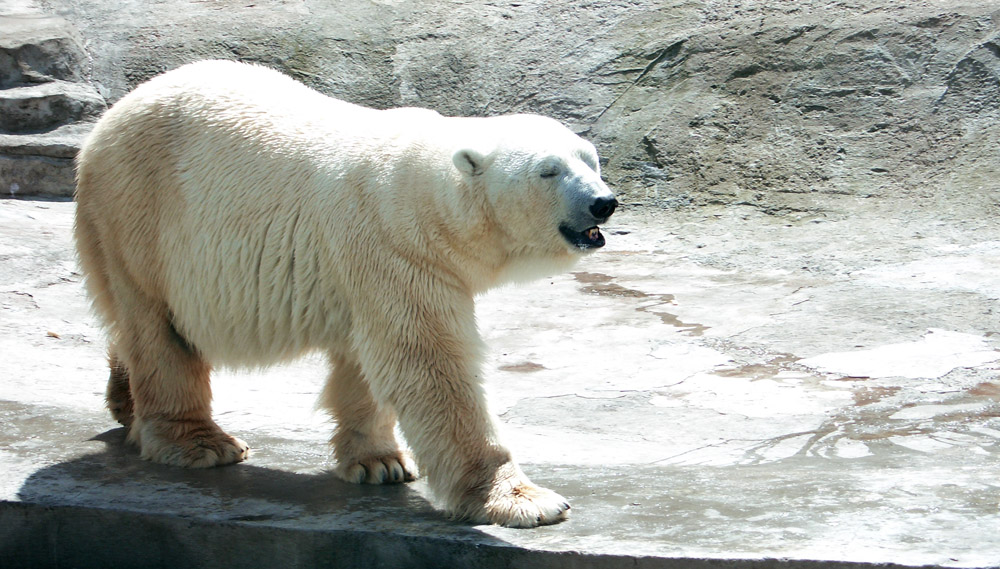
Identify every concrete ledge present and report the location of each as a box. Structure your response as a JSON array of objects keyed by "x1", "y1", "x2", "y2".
[
  {"x1": 1, "y1": 504, "x2": 944, "y2": 569},
  {"x1": 3, "y1": 503, "x2": 635, "y2": 569},
  {"x1": 3, "y1": 504, "x2": 547, "y2": 569}
]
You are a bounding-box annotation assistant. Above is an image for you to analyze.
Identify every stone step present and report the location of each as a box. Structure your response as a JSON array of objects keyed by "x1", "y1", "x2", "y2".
[
  {"x1": 0, "y1": 152, "x2": 74, "y2": 197},
  {"x1": 0, "y1": 122, "x2": 91, "y2": 197},
  {"x1": 0, "y1": 80, "x2": 105, "y2": 133},
  {"x1": 0, "y1": 14, "x2": 89, "y2": 88},
  {"x1": 0, "y1": 120, "x2": 90, "y2": 158},
  {"x1": 0, "y1": 12, "x2": 104, "y2": 197}
]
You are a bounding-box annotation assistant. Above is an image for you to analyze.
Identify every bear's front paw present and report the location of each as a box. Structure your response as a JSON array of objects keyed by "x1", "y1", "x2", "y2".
[
  {"x1": 484, "y1": 481, "x2": 570, "y2": 528},
  {"x1": 129, "y1": 417, "x2": 250, "y2": 468},
  {"x1": 455, "y1": 461, "x2": 570, "y2": 528},
  {"x1": 335, "y1": 451, "x2": 418, "y2": 485}
]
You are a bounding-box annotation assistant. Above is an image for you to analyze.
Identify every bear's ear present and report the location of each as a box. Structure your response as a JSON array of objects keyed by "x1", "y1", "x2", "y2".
[{"x1": 453, "y1": 148, "x2": 493, "y2": 177}]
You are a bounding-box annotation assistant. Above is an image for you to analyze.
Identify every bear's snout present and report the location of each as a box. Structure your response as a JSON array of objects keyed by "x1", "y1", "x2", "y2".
[{"x1": 589, "y1": 196, "x2": 618, "y2": 221}]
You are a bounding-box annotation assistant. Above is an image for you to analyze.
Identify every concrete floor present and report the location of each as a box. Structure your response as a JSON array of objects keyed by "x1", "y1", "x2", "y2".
[{"x1": 1, "y1": 196, "x2": 998, "y2": 568}]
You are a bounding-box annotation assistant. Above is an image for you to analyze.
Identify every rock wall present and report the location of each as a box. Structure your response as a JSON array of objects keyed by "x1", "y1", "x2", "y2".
[{"x1": 3, "y1": 0, "x2": 999, "y2": 217}]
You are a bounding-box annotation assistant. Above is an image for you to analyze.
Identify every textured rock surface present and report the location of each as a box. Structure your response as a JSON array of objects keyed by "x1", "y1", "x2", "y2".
[{"x1": 16, "y1": 0, "x2": 999, "y2": 214}]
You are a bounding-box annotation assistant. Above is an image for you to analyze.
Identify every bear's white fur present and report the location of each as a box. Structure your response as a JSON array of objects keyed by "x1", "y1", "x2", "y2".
[{"x1": 74, "y1": 60, "x2": 616, "y2": 527}]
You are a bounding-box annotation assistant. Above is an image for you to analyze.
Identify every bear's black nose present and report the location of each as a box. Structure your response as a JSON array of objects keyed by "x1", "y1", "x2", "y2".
[{"x1": 590, "y1": 196, "x2": 618, "y2": 220}]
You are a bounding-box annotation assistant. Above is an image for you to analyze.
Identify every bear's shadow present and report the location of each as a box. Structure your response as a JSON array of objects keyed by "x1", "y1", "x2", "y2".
[{"x1": 17, "y1": 427, "x2": 508, "y2": 539}]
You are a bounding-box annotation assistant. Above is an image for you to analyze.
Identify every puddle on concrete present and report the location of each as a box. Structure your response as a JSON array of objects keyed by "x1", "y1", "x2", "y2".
[
  {"x1": 714, "y1": 354, "x2": 799, "y2": 380},
  {"x1": 655, "y1": 313, "x2": 709, "y2": 336},
  {"x1": 498, "y1": 362, "x2": 546, "y2": 373},
  {"x1": 852, "y1": 386, "x2": 902, "y2": 407},
  {"x1": 968, "y1": 381, "x2": 1000, "y2": 397},
  {"x1": 573, "y1": 272, "x2": 709, "y2": 335}
]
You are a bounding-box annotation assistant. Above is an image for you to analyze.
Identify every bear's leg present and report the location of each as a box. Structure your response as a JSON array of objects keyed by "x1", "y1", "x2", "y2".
[
  {"x1": 77, "y1": 216, "x2": 135, "y2": 429},
  {"x1": 387, "y1": 367, "x2": 570, "y2": 528},
  {"x1": 354, "y1": 291, "x2": 570, "y2": 528},
  {"x1": 110, "y1": 282, "x2": 249, "y2": 468},
  {"x1": 392, "y1": 391, "x2": 570, "y2": 528},
  {"x1": 322, "y1": 351, "x2": 417, "y2": 484},
  {"x1": 105, "y1": 348, "x2": 134, "y2": 427}
]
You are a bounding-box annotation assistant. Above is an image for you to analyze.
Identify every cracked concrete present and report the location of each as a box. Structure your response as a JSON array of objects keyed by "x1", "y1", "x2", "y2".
[{"x1": 1, "y1": 196, "x2": 999, "y2": 568}]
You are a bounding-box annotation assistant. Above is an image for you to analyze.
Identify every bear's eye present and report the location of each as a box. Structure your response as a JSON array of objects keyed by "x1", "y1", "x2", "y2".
[{"x1": 539, "y1": 167, "x2": 561, "y2": 179}]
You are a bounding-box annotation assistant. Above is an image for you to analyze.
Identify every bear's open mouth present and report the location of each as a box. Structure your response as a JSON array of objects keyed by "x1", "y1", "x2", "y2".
[{"x1": 559, "y1": 224, "x2": 605, "y2": 249}]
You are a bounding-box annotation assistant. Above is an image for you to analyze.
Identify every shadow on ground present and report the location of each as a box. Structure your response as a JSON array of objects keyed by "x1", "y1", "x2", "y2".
[{"x1": 6, "y1": 427, "x2": 533, "y2": 569}]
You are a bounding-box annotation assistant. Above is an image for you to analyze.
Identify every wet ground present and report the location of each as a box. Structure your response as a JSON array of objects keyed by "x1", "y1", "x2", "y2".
[{"x1": 1, "y1": 196, "x2": 998, "y2": 568}]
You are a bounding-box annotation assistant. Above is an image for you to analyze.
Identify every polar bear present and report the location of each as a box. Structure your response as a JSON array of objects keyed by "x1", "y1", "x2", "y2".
[{"x1": 74, "y1": 60, "x2": 617, "y2": 528}]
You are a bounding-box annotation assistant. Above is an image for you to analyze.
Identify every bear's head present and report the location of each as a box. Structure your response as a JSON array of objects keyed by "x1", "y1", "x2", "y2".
[{"x1": 452, "y1": 115, "x2": 617, "y2": 269}]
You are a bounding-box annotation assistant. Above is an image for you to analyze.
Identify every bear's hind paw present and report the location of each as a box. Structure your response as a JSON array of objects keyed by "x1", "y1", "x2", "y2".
[
  {"x1": 336, "y1": 452, "x2": 418, "y2": 485},
  {"x1": 130, "y1": 417, "x2": 250, "y2": 468}
]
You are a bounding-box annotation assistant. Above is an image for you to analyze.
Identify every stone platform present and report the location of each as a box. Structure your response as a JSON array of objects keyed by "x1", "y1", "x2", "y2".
[{"x1": 1, "y1": 197, "x2": 998, "y2": 568}]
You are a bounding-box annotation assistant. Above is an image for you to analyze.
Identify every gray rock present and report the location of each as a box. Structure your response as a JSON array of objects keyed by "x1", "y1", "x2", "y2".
[
  {"x1": 6, "y1": 0, "x2": 1000, "y2": 213},
  {"x1": 0, "y1": 13, "x2": 88, "y2": 87}
]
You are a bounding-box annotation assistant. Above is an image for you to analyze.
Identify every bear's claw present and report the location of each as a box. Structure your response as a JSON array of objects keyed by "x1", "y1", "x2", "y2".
[{"x1": 336, "y1": 452, "x2": 418, "y2": 485}]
